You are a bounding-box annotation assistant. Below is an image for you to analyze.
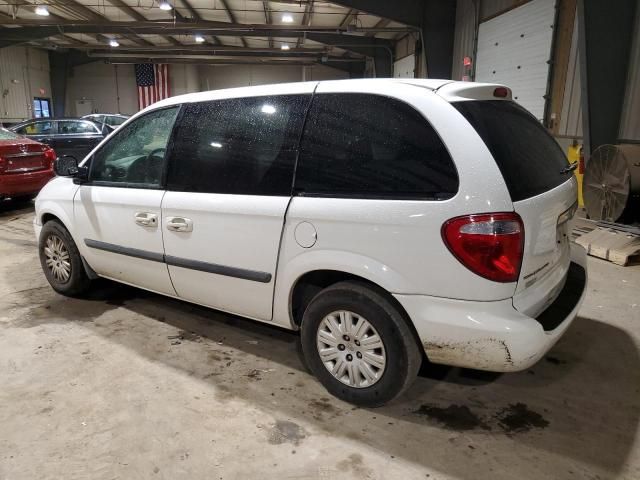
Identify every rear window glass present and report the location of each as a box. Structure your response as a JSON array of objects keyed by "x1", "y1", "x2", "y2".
[
  {"x1": 0, "y1": 129, "x2": 20, "y2": 140},
  {"x1": 296, "y1": 93, "x2": 458, "y2": 200},
  {"x1": 452, "y1": 100, "x2": 569, "y2": 201}
]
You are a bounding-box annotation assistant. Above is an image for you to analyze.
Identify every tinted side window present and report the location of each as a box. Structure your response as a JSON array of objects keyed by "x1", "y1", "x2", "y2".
[
  {"x1": 167, "y1": 95, "x2": 309, "y2": 196},
  {"x1": 17, "y1": 121, "x2": 54, "y2": 135},
  {"x1": 59, "y1": 120, "x2": 99, "y2": 134},
  {"x1": 295, "y1": 94, "x2": 458, "y2": 199},
  {"x1": 452, "y1": 100, "x2": 569, "y2": 201},
  {"x1": 90, "y1": 107, "x2": 179, "y2": 187}
]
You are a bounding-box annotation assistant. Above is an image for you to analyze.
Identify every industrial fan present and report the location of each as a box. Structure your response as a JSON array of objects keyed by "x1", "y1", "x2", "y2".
[{"x1": 583, "y1": 144, "x2": 640, "y2": 223}]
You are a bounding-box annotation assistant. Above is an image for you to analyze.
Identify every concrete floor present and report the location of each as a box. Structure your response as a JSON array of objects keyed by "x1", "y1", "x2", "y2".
[{"x1": 1, "y1": 200, "x2": 639, "y2": 480}]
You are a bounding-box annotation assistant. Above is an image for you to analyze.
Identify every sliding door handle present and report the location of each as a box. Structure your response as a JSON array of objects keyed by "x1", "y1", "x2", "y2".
[
  {"x1": 134, "y1": 212, "x2": 158, "y2": 227},
  {"x1": 166, "y1": 216, "x2": 193, "y2": 232}
]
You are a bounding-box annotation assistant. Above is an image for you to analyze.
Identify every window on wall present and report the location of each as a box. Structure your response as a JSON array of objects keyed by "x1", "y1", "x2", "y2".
[
  {"x1": 33, "y1": 98, "x2": 51, "y2": 118},
  {"x1": 167, "y1": 95, "x2": 310, "y2": 196},
  {"x1": 295, "y1": 93, "x2": 459, "y2": 199}
]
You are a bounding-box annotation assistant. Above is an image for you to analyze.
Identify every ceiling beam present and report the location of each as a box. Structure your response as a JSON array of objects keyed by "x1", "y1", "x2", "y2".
[
  {"x1": 0, "y1": 22, "x2": 398, "y2": 68},
  {"x1": 176, "y1": 0, "x2": 221, "y2": 45},
  {"x1": 330, "y1": 0, "x2": 421, "y2": 28},
  {"x1": 218, "y1": 0, "x2": 247, "y2": 48},
  {"x1": 87, "y1": 51, "x2": 359, "y2": 62},
  {"x1": 296, "y1": 0, "x2": 313, "y2": 49},
  {"x1": 339, "y1": 8, "x2": 358, "y2": 28},
  {"x1": 77, "y1": 44, "x2": 330, "y2": 53},
  {"x1": 365, "y1": 17, "x2": 390, "y2": 37},
  {"x1": 50, "y1": 0, "x2": 155, "y2": 47},
  {"x1": 0, "y1": 19, "x2": 408, "y2": 33},
  {"x1": 262, "y1": 1, "x2": 273, "y2": 48}
]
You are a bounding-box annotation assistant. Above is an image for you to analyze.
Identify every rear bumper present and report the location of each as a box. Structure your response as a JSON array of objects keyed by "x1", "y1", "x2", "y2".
[
  {"x1": 0, "y1": 170, "x2": 54, "y2": 198},
  {"x1": 395, "y1": 243, "x2": 588, "y2": 372}
]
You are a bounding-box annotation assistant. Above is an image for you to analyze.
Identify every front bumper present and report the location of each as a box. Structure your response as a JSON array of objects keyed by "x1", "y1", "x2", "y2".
[{"x1": 394, "y1": 244, "x2": 588, "y2": 372}]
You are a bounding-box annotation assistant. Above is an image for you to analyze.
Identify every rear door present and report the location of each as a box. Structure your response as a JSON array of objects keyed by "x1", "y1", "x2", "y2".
[
  {"x1": 453, "y1": 100, "x2": 577, "y2": 314},
  {"x1": 162, "y1": 93, "x2": 310, "y2": 321}
]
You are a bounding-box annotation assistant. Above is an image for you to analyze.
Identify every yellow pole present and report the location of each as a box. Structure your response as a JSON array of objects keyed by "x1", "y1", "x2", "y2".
[{"x1": 567, "y1": 140, "x2": 584, "y2": 207}]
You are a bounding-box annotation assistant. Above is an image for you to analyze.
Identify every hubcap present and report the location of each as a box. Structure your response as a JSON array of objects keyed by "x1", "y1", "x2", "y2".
[
  {"x1": 316, "y1": 310, "x2": 386, "y2": 388},
  {"x1": 44, "y1": 234, "x2": 71, "y2": 283}
]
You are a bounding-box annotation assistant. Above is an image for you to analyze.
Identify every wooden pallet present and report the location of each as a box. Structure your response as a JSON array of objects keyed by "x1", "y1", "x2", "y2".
[{"x1": 572, "y1": 216, "x2": 640, "y2": 266}]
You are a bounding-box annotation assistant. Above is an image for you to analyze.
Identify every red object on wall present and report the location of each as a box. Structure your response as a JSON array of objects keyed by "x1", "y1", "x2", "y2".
[{"x1": 463, "y1": 56, "x2": 472, "y2": 67}]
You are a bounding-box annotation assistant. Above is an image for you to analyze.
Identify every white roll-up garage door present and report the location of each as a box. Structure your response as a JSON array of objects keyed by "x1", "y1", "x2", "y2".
[
  {"x1": 475, "y1": 0, "x2": 556, "y2": 120},
  {"x1": 393, "y1": 54, "x2": 416, "y2": 78}
]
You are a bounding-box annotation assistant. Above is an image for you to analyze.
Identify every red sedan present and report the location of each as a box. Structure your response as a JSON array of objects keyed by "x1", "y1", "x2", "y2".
[{"x1": 0, "y1": 128, "x2": 56, "y2": 200}]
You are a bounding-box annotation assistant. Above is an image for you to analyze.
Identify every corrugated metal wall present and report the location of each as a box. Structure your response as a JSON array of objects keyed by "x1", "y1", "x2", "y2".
[
  {"x1": 0, "y1": 47, "x2": 51, "y2": 124},
  {"x1": 558, "y1": 12, "x2": 583, "y2": 138},
  {"x1": 619, "y1": 2, "x2": 640, "y2": 142},
  {"x1": 452, "y1": 0, "x2": 477, "y2": 80}
]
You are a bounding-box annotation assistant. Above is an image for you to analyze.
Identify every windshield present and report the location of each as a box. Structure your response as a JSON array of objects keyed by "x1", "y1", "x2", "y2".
[{"x1": 0, "y1": 128, "x2": 21, "y2": 140}]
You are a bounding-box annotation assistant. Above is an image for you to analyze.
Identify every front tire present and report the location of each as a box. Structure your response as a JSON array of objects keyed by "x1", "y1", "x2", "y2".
[
  {"x1": 300, "y1": 281, "x2": 421, "y2": 407},
  {"x1": 39, "y1": 220, "x2": 91, "y2": 296}
]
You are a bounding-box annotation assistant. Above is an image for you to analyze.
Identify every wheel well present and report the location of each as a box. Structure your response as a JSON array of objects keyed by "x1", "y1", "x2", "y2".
[
  {"x1": 290, "y1": 270, "x2": 410, "y2": 330},
  {"x1": 290, "y1": 269, "x2": 426, "y2": 362},
  {"x1": 41, "y1": 213, "x2": 61, "y2": 226}
]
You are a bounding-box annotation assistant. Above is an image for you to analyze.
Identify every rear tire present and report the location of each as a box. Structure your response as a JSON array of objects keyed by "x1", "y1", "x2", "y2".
[
  {"x1": 300, "y1": 281, "x2": 421, "y2": 407},
  {"x1": 38, "y1": 220, "x2": 91, "y2": 296}
]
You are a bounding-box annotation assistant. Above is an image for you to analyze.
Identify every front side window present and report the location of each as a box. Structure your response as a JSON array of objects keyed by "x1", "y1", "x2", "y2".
[
  {"x1": 90, "y1": 107, "x2": 179, "y2": 187},
  {"x1": 295, "y1": 94, "x2": 459, "y2": 199},
  {"x1": 166, "y1": 95, "x2": 309, "y2": 196},
  {"x1": 16, "y1": 121, "x2": 54, "y2": 135},
  {"x1": 59, "y1": 120, "x2": 100, "y2": 135}
]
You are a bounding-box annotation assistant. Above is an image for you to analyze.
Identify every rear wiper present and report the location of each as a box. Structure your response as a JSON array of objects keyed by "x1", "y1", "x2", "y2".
[{"x1": 560, "y1": 163, "x2": 578, "y2": 175}]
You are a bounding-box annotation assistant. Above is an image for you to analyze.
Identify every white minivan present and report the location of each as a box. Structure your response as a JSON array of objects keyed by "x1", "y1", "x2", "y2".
[{"x1": 35, "y1": 79, "x2": 587, "y2": 406}]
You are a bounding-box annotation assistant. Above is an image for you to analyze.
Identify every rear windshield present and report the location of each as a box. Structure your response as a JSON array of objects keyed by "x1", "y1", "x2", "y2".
[
  {"x1": 0, "y1": 128, "x2": 20, "y2": 140},
  {"x1": 452, "y1": 100, "x2": 569, "y2": 201}
]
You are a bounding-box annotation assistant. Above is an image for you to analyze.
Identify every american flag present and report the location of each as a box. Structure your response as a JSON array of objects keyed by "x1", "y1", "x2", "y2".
[{"x1": 135, "y1": 64, "x2": 170, "y2": 110}]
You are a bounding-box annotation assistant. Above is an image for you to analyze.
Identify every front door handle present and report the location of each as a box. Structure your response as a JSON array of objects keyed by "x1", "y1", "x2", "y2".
[
  {"x1": 134, "y1": 212, "x2": 158, "y2": 227},
  {"x1": 166, "y1": 216, "x2": 193, "y2": 232}
]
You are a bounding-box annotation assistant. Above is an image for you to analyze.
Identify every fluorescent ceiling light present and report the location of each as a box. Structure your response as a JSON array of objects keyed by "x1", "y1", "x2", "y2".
[
  {"x1": 159, "y1": 1, "x2": 172, "y2": 10},
  {"x1": 210, "y1": 142, "x2": 222, "y2": 148},
  {"x1": 109, "y1": 39, "x2": 120, "y2": 47},
  {"x1": 35, "y1": 5, "x2": 49, "y2": 16},
  {"x1": 261, "y1": 105, "x2": 276, "y2": 114},
  {"x1": 281, "y1": 44, "x2": 290, "y2": 51},
  {"x1": 282, "y1": 13, "x2": 293, "y2": 23},
  {"x1": 194, "y1": 34, "x2": 205, "y2": 43}
]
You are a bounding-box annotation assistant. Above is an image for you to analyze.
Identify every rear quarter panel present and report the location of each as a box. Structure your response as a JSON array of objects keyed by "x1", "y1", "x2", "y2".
[{"x1": 272, "y1": 81, "x2": 516, "y2": 328}]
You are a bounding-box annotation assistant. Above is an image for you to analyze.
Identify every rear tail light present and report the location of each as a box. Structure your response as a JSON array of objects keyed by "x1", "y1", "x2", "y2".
[
  {"x1": 43, "y1": 147, "x2": 57, "y2": 168},
  {"x1": 442, "y1": 213, "x2": 524, "y2": 283}
]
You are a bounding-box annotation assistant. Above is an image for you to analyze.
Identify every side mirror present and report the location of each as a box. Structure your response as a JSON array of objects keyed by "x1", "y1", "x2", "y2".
[{"x1": 54, "y1": 155, "x2": 89, "y2": 183}]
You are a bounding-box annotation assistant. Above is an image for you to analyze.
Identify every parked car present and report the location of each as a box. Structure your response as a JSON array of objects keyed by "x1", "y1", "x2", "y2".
[
  {"x1": 10, "y1": 118, "x2": 108, "y2": 160},
  {"x1": 82, "y1": 113, "x2": 129, "y2": 128},
  {"x1": 0, "y1": 128, "x2": 56, "y2": 201},
  {"x1": 33, "y1": 79, "x2": 588, "y2": 406}
]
